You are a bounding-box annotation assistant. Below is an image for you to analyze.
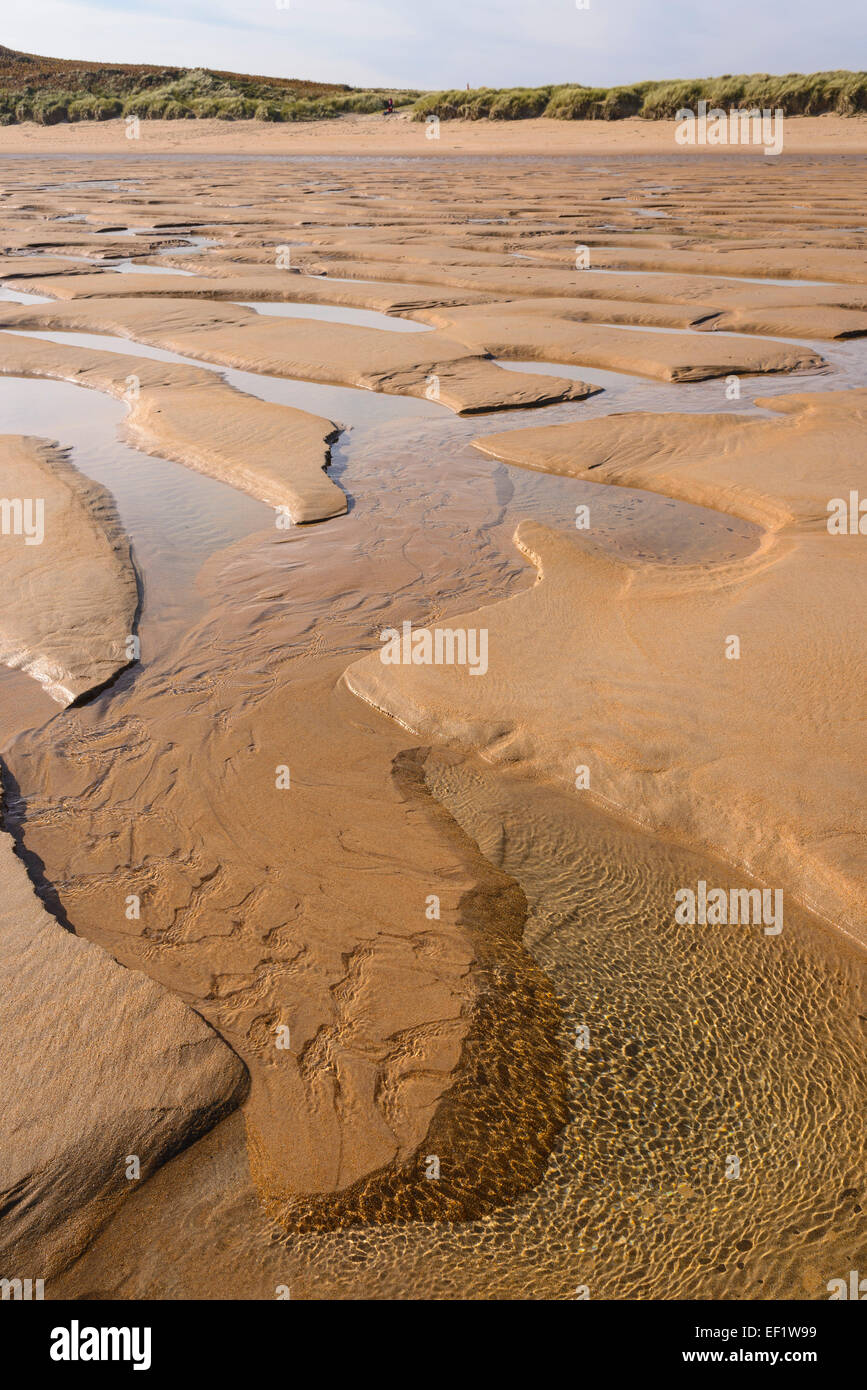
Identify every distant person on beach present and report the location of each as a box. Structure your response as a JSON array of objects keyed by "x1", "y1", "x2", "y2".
[{"x1": 384, "y1": 97, "x2": 394, "y2": 115}]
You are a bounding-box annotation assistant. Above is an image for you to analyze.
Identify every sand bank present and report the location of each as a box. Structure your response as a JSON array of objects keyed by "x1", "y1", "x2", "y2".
[
  {"x1": 0, "y1": 798, "x2": 245, "y2": 1276},
  {"x1": 347, "y1": 389, "x2": 867, "y2": 945},
  {"x1": 0, "y1": 146, "x2": 863, "y2": 1296},
  {"x1": 0, "y1": 333, "x2": 344, "y2": 522},
  {"x1": 406, "y1": 307, "x2": 823, "y2": 381},
  {"x1": 0, "y1": 113, "x2": 866, "y2": 156},
  {"x1": 20, "y1": 264, "x2": 867, "y2": 341},
  {"x1": 4, "y1": 590, "x2": 566, "y2": 1225},
  {"x1": 19, "y1": 266, "x2": 495, "y2": 314},
  {"x1": 0, "y1": 298, "x2": 595, "y2": 412},
  {"x1": 0, "y1": 435, "x2": 138, "y2": 703},
  {"x1": 45, "y1": 755, "x2": 867, "y2": 1300}
]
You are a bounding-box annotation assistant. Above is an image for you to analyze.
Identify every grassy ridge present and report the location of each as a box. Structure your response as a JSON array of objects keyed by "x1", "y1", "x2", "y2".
[
  {"x1": 0, "y1": 46, "x2": 418, "y2": 123},
  {"x1": 1, "y1": 48, "x2": 864, "y2": 124},
  {"x1": 412, "y1": 72, "x2": 867, "y2": 121}
]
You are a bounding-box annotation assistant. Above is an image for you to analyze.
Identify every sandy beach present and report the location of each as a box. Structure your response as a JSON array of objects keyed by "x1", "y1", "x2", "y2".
[
  {"x1": 0, "y1": 119, "x2": 864, "y2": 1304},
  {"x1": 1, "y1": 111, "x2": 866, "y2": 156}
]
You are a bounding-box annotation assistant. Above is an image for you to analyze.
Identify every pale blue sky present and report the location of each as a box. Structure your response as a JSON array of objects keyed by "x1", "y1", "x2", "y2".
[{"x1": 4, "y1": 0, "x2": 865, "y2": 90}]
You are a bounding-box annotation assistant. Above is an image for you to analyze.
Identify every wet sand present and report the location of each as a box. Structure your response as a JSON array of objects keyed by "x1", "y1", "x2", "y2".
[
  {"x1": 0, "y1": 434, "x2": 137, "y2": 703},
  {"x1": 48, "y1": 757, "x2": 865, "y2": 1301},
  {"x1": 0, "y1": 770, "x2": 246, "y2": 1280},
  {"x1": 0, "y1": 139, "x2": 864, "y2": 1300}
]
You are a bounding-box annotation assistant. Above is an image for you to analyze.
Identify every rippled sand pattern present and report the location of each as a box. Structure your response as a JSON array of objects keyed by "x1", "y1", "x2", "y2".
[
  {"x1": 0, "y1": 149, "x2": 864, "y2": 1299},
  {"x1": 406, "y1": 757, "x2": 867, "y2": 1299},
  {"x1": 54, "y1": 752, "x2": 864, "y2": 1301}
]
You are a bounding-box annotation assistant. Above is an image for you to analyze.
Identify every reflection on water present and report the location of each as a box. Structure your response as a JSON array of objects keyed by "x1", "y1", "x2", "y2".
[
  {"x1": 235, "y1": 300, "x2": 432, "y2": 332},
  {"x1": 494, "y1": 332, "x2": 864, "y2": 419},
  {"x1": 0, "y1": 321, "x2": 761, "y2": 751},
  {"x1": 0, "y1": 287, "x2": 53, "y2": 304},
  {"x1": 107, "y1": 260, "x2": 195, "y2": 276},
  {"x1": 0, "y1": 375, "x2": 269, "y2": 675},
  {"x1": 1, "y1": 326, "x2": 445, "y2": 429}
]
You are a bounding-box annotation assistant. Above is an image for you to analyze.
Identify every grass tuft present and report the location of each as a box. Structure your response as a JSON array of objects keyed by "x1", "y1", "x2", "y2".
[{"x1": 413, "y1": 72, "x2": 867, "y2": 121}]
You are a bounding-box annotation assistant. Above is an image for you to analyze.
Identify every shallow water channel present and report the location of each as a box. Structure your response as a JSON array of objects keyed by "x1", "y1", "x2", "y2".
[{"x1": 0, "y1": 235, "x2": 864, "y2": 1301}]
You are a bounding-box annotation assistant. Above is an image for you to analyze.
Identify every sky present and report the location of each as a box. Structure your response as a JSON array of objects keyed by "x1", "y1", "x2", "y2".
[{"x1": 3, "y1": 0, "x2": 865, "y2": 91}]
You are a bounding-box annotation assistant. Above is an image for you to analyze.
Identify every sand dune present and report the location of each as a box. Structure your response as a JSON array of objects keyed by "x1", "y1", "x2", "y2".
[
  {"x1": 419, "y1": 293, "x2": 867, "y2": 342},
  {"x1": 27, "y1": 268, "x2": 867, "y2": 340},
  {"x1": 278, "y1": 249, "x2": 867, "y2": 309},
  {"x1": 515, "y1": 240, "x2": 867, "y2": 285}
]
